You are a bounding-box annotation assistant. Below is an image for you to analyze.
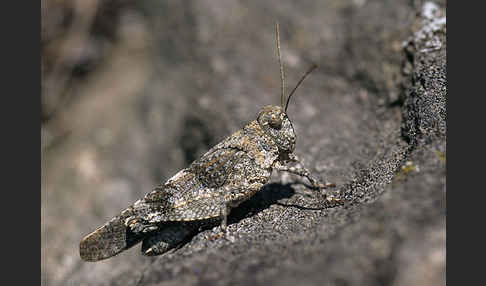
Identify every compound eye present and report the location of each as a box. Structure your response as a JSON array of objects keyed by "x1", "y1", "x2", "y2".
[{"x1": 269, "y1": 117, "x2": 282, "y2": 130}]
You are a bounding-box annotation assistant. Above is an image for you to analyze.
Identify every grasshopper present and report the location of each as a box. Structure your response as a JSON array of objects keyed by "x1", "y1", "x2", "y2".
[{"x1": 80, "y1": 23, "x2": 339, "y2": 262}]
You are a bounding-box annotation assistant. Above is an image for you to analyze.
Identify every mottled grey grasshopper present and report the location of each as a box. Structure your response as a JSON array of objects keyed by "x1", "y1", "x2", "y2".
[{"x1": 80, "y1": 23, "x2": 339, "y2": 262}]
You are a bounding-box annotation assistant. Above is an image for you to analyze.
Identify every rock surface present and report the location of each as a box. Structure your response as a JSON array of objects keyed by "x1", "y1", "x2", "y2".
[{"x1": 41, "y1": 0, "x2": 446, "y2": 285}]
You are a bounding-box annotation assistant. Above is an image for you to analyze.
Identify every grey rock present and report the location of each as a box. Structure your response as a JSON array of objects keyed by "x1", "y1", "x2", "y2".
[{"x1": 41, "y1": 0, "x2": 446, "y2": 285}]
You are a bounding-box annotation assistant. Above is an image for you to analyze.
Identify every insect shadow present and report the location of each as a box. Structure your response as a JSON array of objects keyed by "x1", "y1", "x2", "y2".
[
  {"x1": 167, "y1": 182, "x2": 328, "y2": 248},
  {"x1": 228, "y1": 181, "x2": 326, "y2": 224}
]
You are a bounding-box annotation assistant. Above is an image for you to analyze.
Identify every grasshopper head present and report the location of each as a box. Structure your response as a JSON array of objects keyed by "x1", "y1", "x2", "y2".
[
  {"x1": 257, "y1": 23, "x2": 317, "y2": 154},
  {"x1": 257, "y1": 105, "x2": 296, "y2": 153}
]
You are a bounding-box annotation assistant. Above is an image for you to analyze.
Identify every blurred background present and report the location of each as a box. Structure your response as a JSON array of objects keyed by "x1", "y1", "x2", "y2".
[{"x1": 41, "y1": 0, "x2": 445, "y2": 285}]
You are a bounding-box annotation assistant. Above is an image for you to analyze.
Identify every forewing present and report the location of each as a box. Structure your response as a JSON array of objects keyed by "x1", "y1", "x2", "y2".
[{"x1": 129, "y1": 148, "x2": 247, "y2": 225}]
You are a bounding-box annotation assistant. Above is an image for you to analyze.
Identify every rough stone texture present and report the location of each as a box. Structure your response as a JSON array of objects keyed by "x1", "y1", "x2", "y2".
[{"x1": 41, "y1": 0, "x2": 446, "y2": 285}]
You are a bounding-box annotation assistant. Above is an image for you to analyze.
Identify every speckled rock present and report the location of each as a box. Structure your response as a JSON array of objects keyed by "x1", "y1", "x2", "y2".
[{"x1": 42, "y1": 1, "x2": 446, "y2": 285}]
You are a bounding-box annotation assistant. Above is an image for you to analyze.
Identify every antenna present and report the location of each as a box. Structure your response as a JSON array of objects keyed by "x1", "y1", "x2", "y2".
[
  {"x1": 276, "y1": 22, "x2": 285, "y2": 109},
  {"x1": 285, "y1": 64, "x2": 318, "y2": 113}
]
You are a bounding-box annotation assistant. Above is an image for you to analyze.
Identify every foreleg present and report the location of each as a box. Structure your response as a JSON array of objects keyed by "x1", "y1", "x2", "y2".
[
  {"x1": 274, "y1": 155, "x2": 342, "y2": 205},
  {"x1": 274, "y1": 154, "x2": 335, "y2": 189}
]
